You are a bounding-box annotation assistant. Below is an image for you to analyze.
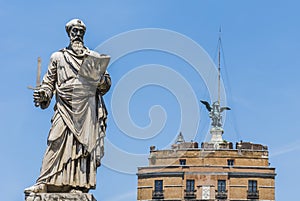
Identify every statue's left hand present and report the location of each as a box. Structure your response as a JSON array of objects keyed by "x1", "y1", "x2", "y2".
[
  {"x1": 96, "y1": 158, "x2": 101, "y2": 167},
  {"x1": 98, "y1": 74, "x2": 111, "y2": 96},
  {"x1": 99, "y1": 75, "x2": 106, "y2": 85}
]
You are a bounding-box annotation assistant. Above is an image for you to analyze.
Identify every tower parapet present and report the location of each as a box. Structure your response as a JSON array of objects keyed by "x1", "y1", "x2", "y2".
[{"x1": 137, "y1": 133, "x2": 275, "y2": 201}]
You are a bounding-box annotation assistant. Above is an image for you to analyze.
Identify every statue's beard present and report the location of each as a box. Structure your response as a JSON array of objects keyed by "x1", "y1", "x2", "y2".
[{"x1": 70, "y1": 40, "x2": 85, "y2": 55}]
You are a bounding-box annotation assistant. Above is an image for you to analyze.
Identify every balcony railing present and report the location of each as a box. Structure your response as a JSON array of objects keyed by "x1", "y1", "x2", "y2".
[
  {"x1": 247, "y1": 190, "x2": 259, "y2": 199},
  {"x1": 152, "y1": 190, "x2": 164, "y2": 199},
  {"x1": 215, "y1": 190, "x2": 228, "y2": 199},
  {"x1": 184, "y1": 190, "x2": 196, "y2": 199},
  {"x1": 216, "y1": 190, "x2": 227, "y2": 200}
]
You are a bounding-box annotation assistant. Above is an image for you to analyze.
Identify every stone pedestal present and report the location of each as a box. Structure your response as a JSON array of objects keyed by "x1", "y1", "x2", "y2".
[
  {"x1": 25, "y1": 193, "x2": 96, "y2": 201},
  {"x1": 210, "y1": 127, "x2": 224, "y2": 143}
]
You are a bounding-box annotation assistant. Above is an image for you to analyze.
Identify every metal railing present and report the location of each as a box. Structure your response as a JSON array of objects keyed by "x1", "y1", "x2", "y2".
[
  {"x1": 184, "y1": 190, "x2": 196, "y2": 199},
  {"x1": 215, "y1": 190, "x2": 228, "y2": 199},
  {"x1": 152, "y1": 190, "x2": 164, "y2": 199},
  {"x1": 247, "y1": 190, "x2": 259, "y2": 199}
]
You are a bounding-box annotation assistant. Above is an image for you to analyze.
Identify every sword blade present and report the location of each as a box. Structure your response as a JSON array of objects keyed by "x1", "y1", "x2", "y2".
[{"x1": 36, "y1": 57, "x2": 41, "y2": 87}]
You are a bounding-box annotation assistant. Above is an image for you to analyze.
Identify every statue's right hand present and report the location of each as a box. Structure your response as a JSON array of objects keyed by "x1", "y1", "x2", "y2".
[{"x1": 33, "y1": 88, "x2": 48, "y2": 107}]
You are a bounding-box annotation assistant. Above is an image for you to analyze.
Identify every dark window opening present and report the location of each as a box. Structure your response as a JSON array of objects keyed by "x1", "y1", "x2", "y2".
[
  {"x1": 218, "y1": 180, "x2": 226, "y2": 192},
  {"x1": 153, "y1": 180, "x2": 164, "y2": 199},
  {"x1": 180, "y1": 159, "x2": 186, "y2": 165},
  {"x1": 185, "y1": 180, "x2": 196, "y2": 199},
  {"x1": 154, "y1": 180, "x2": 163, "y2": 192},
  {"x1": 186, "y1": 180, "x2": 195, "y2": 192},
  {"x1": 248, "y1": 180, "x2": 257, "y2": 193},
  {"x1": 227, "y1": 159, "x2": 234, "y2": 166},
  {"x1": 247, "y1": 180, "x2": 259, "y2": 199}
]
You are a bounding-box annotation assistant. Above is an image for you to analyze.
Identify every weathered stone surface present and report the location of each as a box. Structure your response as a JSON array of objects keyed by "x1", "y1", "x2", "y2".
[
  {"x1": 25, "y1": 18, "x2": 111, "y2": 194},
  {"x1": 25, "y1": 193, "x2": 96, "y2": 201}
]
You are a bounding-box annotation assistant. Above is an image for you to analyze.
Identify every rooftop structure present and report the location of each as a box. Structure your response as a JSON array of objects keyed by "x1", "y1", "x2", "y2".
[{"x1": 137, "y1": 136, "x2": 276, "y2": 201}]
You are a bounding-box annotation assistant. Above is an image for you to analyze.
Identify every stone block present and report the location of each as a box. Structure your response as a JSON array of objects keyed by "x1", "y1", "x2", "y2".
[{"x1": 25, "y1": 193, "x2": 96, "y2": 201}]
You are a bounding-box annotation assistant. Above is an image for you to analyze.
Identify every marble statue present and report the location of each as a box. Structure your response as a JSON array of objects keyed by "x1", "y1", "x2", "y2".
[
  {"x1": 25, "y1": 19, "x2": 111, "y2": 194},
  {"x1": 200, "y1": 100, "x2": 230, "y2": 129}
]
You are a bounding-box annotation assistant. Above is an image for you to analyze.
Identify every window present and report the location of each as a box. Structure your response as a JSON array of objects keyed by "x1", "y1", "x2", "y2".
[
  {"x1": 186, "y1": 180, "x2": 195, "y2": 192},
  {"x1": 180, "y1": 159, "x2": 186, "y2": 165},
  {"x1": 153, "y1": 180, "x2": 164, "y2": 199},
  {"x1": 248, "y1": 180, "x2": 257, "y2": 193},
  {"x1": 217, "y1": 180, "x2": 226, "y2": 192},
  {"x1": 227, "y1": 159, "x2": 234, "y2": 166},
  {"x1": 248, "y1": 180, "x2": 259, "y2": 199},
  {"x1": 185, "y1": 180, "x2": 196, "y2": 199},
  {"x1": 154, "y1": 180, "x2": 163, "y2": 192}
]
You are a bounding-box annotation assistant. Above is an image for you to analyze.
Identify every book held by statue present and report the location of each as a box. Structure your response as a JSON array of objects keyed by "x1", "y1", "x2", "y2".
[{"x1": 79, "y1": 54, "x2": 110, "y2": 81}]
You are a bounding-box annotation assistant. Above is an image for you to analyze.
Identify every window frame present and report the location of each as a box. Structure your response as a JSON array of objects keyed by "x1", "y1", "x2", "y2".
[
  {"x1": 248, "y1": 180, "x2": 257, "y2": 193},
  {"x1": 180, "y1": 159, "x2": 186, "y2": 165},
  {"x1": 227, "y1": 159, "x2": 234, "y2": 166},
  {"x1": 217, "y1": 180, "x2": 226, "y2": 193},
  {"x1": 186, "y1": 179, "x2": 195, "y2": 192},
  {"x1": 154, "y1": 180, "x2": 163, "y2": 192}
]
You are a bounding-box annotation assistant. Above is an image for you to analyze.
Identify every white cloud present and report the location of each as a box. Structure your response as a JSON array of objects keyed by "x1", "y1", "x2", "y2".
[{"x1": 270, "y1": 140, "x2": 300, "y2": 157}]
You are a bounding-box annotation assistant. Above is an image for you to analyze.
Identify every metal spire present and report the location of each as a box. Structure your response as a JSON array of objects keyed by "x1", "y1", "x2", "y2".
[{"x1": 218, "y1": 27, "x2": 222, "y2": 105}]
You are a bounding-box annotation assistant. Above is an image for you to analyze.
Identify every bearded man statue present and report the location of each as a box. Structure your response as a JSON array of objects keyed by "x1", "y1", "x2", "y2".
[{"x1": 25, "y1": 19, "x2": 111, "y2": 194}]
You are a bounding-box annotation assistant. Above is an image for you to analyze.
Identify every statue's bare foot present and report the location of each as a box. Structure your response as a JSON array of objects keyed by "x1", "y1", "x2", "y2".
[{"x1": 24, "y1": 183, "x2": 47, "y2": 194}]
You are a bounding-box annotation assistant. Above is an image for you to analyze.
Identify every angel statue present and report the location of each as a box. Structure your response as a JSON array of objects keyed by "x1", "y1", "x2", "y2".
[{"x1": 200, "y1": 100, "x2": 231, "y2": 129}]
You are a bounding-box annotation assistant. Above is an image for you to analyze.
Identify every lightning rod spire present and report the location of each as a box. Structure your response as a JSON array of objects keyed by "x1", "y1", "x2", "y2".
[{"x1": 218, "y1": 27, "x2": 221, "y2": 105}]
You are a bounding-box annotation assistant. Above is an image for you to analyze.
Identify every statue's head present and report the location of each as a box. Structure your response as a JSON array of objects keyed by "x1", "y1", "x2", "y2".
[{"x1": 65, "y1": 19, "x2": 86, "y2": 43}]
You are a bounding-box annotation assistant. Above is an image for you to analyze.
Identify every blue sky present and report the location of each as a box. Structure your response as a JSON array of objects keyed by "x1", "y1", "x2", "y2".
[{"x1": 1, "y1": 1, "x2": 299, "y2": 201}]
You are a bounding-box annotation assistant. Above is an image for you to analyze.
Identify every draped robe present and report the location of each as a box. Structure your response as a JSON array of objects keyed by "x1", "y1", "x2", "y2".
[{"x1": 36, "y1": 48, "x2": 111, "y2": 192}]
